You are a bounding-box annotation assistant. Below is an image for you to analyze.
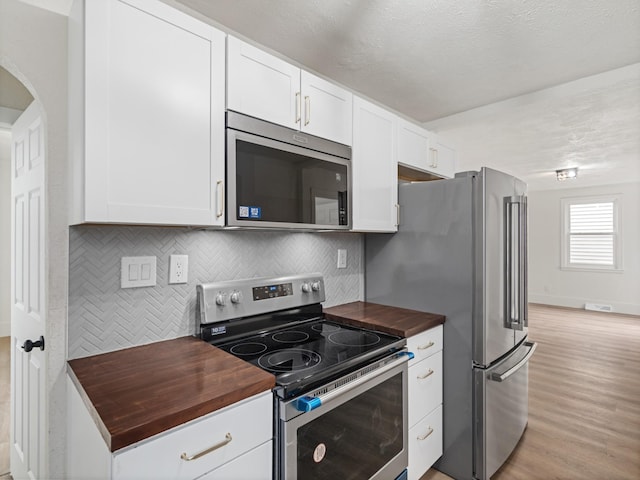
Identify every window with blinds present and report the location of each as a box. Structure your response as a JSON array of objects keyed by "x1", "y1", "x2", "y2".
[{"x1": 561, "y1": 196, "x2": 621, "y2": 270}]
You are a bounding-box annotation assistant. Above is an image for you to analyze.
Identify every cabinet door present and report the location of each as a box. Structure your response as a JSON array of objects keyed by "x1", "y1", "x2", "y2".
[
  {"x1": 227, "y1": 36, "x2": 300, "y2": 130},
  {"x1": 198, "y1": 442, "x2": 272, "y2": 480},
  {"x1": 300, "y1": 70, "x2": 353, "y2": 145},
  {"x1": 352, "y1": 96, "x2": 398, "y2": 232},
  {"x1": 83, "y1": 0, "x2": 225, "y2": 225},
  {"x1": 112, "y1": 392, "x2": 272, "y2": 480},
  {"x1": 397, "y1": 119, "x2": 433, "y2": 172},
  {"x1": 430, "y1": 141, "x2": 456, "y2": 178},
  {"x1": 408, "y1": 405, "x2": 443, "y2": 480},
  {"x1": 408, "y1": 350, "x2": 443, "y2": 428}
]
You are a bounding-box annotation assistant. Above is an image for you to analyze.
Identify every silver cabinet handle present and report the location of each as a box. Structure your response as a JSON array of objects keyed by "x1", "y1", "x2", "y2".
[
  {"x1": 417, "y1": 427, "x2": 434, "y2": 441},
  {"x1": 417, "y1": 341, "x2": 435, "y2": 350},
  {"x1": 429, "y1": 147, "x2": 438, "y2": 168},
  {"x1": 490, "y1": 341, "x2": 537, "y2": 382},
  {"x1": 216, "y1": 180, "x2": 224, "y2": 218},
  {"x1": 417, "y1": 369, "x2": 434, "y2": 380},
  {"x1": 304, "y1": 95, "x2": 310, "y2": 125},
  {"x1": 295, "y1": 92, "x2": 301, "y2": 123},
  {"x1": 180, "y1": 433, "x2": 232, "y2": 461}
]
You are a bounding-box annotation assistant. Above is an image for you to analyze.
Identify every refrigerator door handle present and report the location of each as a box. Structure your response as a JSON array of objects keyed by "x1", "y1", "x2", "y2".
[
  {"x1": 504, "y1": 196, "x2": 526, "y2": 331},
  {"x1": 521, "y1": 196, "x2": 529, "y2": 328},
  {"x1": 490, "y1": 341, "x2": 537, "y2": 382}
]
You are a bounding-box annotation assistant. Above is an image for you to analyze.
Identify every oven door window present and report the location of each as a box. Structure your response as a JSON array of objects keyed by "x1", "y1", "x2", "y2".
[
  {"x1": 295, "y1": 373, "x2": 403, "y2": 479},
  {"x1": 232, "y1": 137, "x2": 349, "y2": 227}
]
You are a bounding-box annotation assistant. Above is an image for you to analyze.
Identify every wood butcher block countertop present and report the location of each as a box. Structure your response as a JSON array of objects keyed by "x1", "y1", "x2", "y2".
[
  {"x1": 324, "y1": 301, "x2": 445, "y2": 337},
  {"x1": 67, "y1": 336, "x2": 275, "y2": 452}
]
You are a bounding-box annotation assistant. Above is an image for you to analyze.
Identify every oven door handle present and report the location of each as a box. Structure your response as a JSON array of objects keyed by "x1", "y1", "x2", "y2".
[{"x1": 294, "y1": 351, "x2": 413, "y2": 413}]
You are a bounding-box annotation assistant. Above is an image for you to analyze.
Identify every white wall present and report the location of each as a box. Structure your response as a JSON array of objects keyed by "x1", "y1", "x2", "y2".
[
  {"x1": 528, "y1": 182, "x2": 640, "y2": 315},
  {"x1": 0, "y1": 1, "x2": 68, "y2": 478},
  {"x1": 0, "y1": 130, "x2": 10, "y2": 336}
]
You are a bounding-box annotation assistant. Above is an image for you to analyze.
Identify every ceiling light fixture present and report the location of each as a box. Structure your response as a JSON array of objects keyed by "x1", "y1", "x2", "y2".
[{"x1": 556, "y1": 167, "x2": 578, "y2": 181}]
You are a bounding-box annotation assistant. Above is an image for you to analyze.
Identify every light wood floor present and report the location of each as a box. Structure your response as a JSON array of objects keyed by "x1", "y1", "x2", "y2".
[
  {"x1": 421, "y1": 303, "x2": 640, "y2": 480},
  {"x1": 2, "y1": 305, "x2": 639, "y2": 479}
]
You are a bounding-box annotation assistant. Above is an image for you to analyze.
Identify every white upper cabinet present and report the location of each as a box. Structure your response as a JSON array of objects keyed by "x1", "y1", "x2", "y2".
[
  {"x1": 397, "y1": 119, "x2": 435, "y2": 173},
  {"x1": 352, "y1": 96, "x2": 398, "y2": 232},
  {"x1": 69, "y1": 0, "x2": 226, "y2": 226},
  {"x1": 397, "y1": 119, "x2": 456, "y2": 179},
  {"x1": 429, "y1": 139, "x2": 457, "y2": 179},
  {"x1": 227, "y1": 36, "x2": 299, "y2": 131},
  {"x1": 227, "y1": 36, "x2": 353, "y2": 146}
]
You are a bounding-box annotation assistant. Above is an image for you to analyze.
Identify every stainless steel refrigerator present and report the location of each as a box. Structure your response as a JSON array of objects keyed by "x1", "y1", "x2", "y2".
[{"x1": 365, "y1": 167, "x2": 537, "y2": 480}]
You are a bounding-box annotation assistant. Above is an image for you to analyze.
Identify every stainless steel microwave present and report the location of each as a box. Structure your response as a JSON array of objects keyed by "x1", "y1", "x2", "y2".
[{"x1": 226, "y1": 111, "x2": 352, "y2": 230}]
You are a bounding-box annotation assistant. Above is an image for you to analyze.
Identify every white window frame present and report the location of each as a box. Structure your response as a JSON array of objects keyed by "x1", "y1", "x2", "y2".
[{"x1": 561, "y1": 194, "x2": 622, "y2": 272}]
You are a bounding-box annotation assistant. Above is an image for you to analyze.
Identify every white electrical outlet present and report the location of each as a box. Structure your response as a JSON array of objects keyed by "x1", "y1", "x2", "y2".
[
  {"x1": 337, "y1": 249, "x2": 347, "y2": 269},
  {"x1": 121, "y1": 256, "x2": 157, "y2": 288},
  {"x1": 169, "y1": 254, "x2": 189, "y2": 284}
]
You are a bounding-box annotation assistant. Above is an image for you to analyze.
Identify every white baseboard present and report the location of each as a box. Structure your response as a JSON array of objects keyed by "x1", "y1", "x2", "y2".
[
  {"x1": 0, "y1": 320, "x2": 10, "y2": 337},
  {"x1": 529, "y1": 293, "x2": 640, "y2": 316}
]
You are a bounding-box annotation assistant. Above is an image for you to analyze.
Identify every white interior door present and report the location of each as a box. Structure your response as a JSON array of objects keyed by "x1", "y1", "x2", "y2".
[{"x1": 10, "y1": 102, "x2": 46, "y2": 480}]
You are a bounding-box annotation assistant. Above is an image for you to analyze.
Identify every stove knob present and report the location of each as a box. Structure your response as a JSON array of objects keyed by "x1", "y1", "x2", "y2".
[
  {"x1": 311, "y1": 281, "x2": 321, "y2": 292},
  {"x1": 301, "y1": 282, "x2": 312, "y2": 293},
  {"x1": 230, "y1": 291, "x2": 242, "y2": 304},
  {"x1": 215, "y1": 293, "x2": 227, "y2": 306}
]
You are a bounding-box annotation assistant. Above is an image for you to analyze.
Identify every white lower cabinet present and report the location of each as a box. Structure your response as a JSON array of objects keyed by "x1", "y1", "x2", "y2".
[
  {"x1": 67, "y1": 377, "x2": 272, "y2": 480},
  {"x1": 196, "y1": 441, "x2": 272, "y2": 480},
  {"x1": 407, "y1": 326, "x2": 443, "y2": 480},
  {"x1": 408, "y1": 405, "x2": 443, "y2": 480}
]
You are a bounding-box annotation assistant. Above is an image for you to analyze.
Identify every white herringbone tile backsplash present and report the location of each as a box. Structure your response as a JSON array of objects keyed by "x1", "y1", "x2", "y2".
[{"x1": 68, "y1": 226, "x2": 364, "y2": 359}]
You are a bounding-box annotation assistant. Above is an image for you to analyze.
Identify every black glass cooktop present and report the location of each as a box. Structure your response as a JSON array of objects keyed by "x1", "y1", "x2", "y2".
[{"x1": 214, "y1": 318, "x2": 405, "y2": 398}]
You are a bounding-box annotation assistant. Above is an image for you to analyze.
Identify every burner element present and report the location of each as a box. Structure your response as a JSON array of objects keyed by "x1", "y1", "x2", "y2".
[
  {"x1": 328, "y1": 330, "x2": 381, "y2": 347},
  {"x1": 273, "y1": 331, "x2": 309, "y2": 344},
  {"x1": 311, "y1": 323, "x2": 342, "y2": 334},
  {"x1": 258, "y1": 348, "x2": 322, "y2": 372},
  {"x1": 230, "y1": 342, "x2": 268, "y2": 356}
]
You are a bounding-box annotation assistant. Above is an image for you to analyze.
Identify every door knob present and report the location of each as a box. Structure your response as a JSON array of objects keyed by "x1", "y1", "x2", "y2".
[{"x1": 22, "y1": 336, "x2": 45, "y2": 352}]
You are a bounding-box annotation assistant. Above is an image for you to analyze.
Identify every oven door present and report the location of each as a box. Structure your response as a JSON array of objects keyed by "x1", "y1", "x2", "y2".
[
  {"x1": 280, "y1": 355, "x2": 408, "y2": 480},
  {"x1": 226, "y1": 114, "x2": 351, "y2": 230}
]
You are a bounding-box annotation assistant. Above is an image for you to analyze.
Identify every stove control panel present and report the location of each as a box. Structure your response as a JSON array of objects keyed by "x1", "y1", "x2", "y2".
[
  {"x1": 253, "y1": 282, "x2": 293, "y2": 301},
  {"x1": 197, "y1": 273, "x2": 325, "y2": 326}
]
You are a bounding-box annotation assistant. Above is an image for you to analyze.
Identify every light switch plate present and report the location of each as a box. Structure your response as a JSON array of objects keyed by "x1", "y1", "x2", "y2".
[
  {"x1": 337, "y1": 249, "x2": 347, "y2": 269},
  {"x1": 121, "y1": 256, "x2": 157, "y2": 288}
]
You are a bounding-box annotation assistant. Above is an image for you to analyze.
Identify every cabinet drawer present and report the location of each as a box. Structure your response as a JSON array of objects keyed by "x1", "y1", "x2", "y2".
[
  {"x1": 408, "y1": 350, "x2": 442, "y2": 427},
  {"x1": 408, "y1": 405, "x2": 443, "y2": 480},
  {"x1": 407, "y1": 325, "x2": 442, "y2": 365},
  {"x1": 112, "y1": 391, "x2": 272, "y2": 480},
  {"x1": 198, "y1": 441, "x2": 272, "y2": 480}
]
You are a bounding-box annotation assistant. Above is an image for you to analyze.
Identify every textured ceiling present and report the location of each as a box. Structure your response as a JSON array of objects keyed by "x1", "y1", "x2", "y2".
[
  {"x1": 174, "y1": 0, "x2": 640, "y2": 122},
  {"x1": 425, "y1": 65, "x2": 640, "y2": 191}
]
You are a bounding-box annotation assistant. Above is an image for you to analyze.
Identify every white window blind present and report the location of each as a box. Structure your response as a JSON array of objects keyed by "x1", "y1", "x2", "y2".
[{"x1": 561, "y1": 196, "x2": 620, "y2": 270}]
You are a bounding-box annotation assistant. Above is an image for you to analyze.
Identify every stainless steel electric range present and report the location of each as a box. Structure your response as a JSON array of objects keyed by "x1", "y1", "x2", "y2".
[{"x1": 197, "y1": 273, "x2": 410, "y2": 480}]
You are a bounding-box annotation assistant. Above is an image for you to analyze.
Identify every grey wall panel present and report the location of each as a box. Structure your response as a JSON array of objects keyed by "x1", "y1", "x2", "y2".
[{"x1": 68, "y1": 226, "x2": 363, "y2": 359}]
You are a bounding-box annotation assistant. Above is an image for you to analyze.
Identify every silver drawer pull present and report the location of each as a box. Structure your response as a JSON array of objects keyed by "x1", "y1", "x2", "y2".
[
  {"x1": 417, "y1": 341, "x2": 435, "y2": 350},
  {"x1": 180, "y1": 433, "x2": 232, "y2": 461},
  {"x1": 417, "y1": 369, "x2": 434, "y2": 380},
  {"x1": 417, "y1": 427, "x2": 434, "y2": 441}
]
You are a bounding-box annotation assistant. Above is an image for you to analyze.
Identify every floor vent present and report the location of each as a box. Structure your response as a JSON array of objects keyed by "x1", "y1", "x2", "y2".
[{"x1": 585, "y1": 303, "x2": 613, "y2": 313}]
